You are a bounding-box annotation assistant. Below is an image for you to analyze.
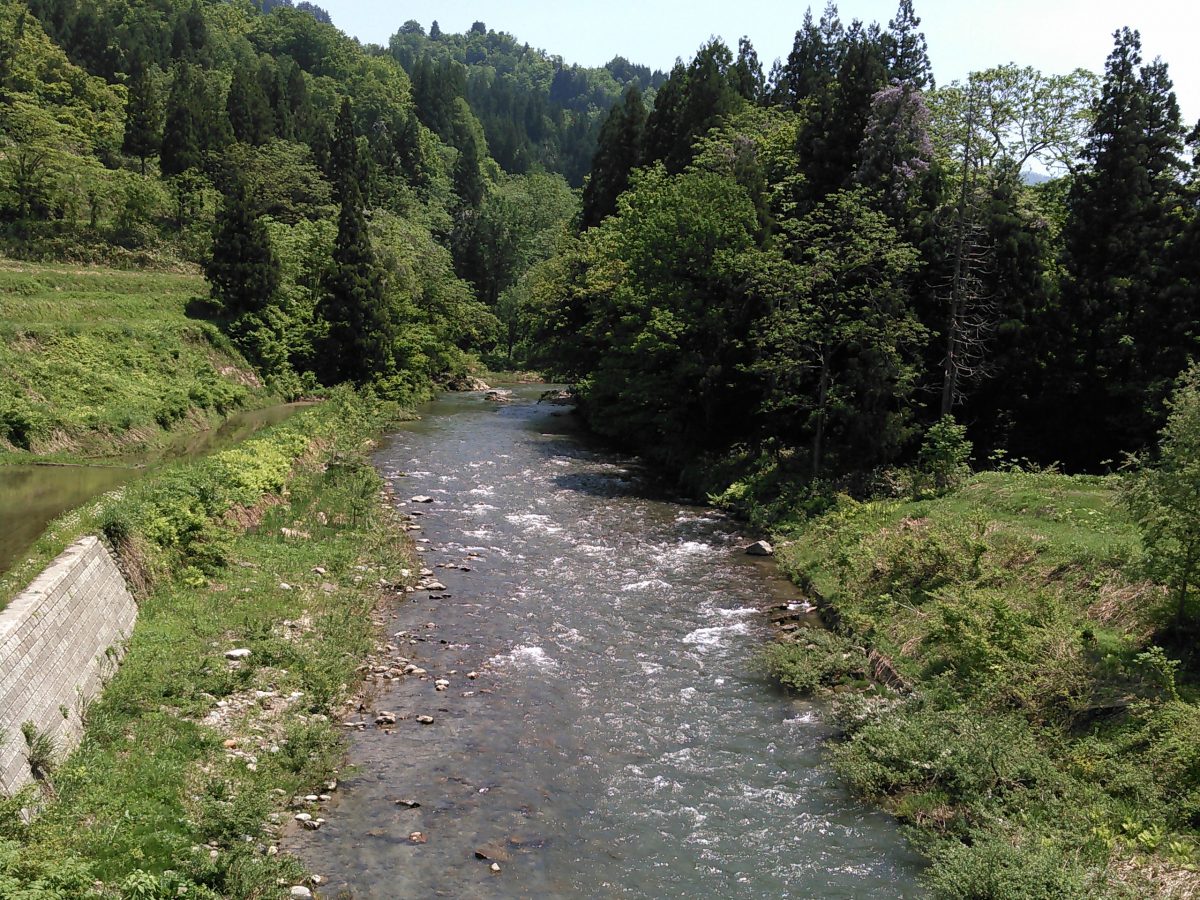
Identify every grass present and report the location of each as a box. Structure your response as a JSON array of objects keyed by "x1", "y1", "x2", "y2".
[
  {"x1": 765, "y1": 469, "x2": 1200, "y2": 898},
  {"x1": 0, "y1": 259, "x2": 273, "y2": 458},
  {"x1": 0, "y1": 390, "x2": 413, "y2": 898}
]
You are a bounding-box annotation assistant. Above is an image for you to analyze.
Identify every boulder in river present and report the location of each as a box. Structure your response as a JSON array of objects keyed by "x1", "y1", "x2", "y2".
[
  {"x1": 447, "y1": 374, "x2": 491, "y2": 392},
  {"x1": 537, "y1": 389, "x2": 574, "y2": 405},
  {"x1": 745, "y1": 540, "x2": 775, "y2": 556},
  {"x1": 410, "y1": 495, "x2": 435, "y2": 504},
  {"x1": 484, "y1": 390, "x2": 514, "y2": 403}
]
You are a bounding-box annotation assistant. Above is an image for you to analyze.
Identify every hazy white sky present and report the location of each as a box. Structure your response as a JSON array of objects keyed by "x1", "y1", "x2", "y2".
[{"x1": 316, "y1": 0, "x2": 1200, "y2": 125}]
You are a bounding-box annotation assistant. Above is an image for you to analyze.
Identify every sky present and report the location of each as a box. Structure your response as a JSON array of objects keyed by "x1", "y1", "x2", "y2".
[{"x1": 314, "y1": 0, "x2": 1200, "y2": 125}]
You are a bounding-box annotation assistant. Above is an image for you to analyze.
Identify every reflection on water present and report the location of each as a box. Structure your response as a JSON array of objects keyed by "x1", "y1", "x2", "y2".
[
  {"x1": 293, "y1": 387, "x2": 926, "y2": 899},
  {"x1": 0, "y1": 403, "x2": 312, "y2": 577}
]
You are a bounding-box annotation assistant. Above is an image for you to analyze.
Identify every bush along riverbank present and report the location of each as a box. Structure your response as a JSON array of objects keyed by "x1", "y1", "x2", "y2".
[
  {"x1": 0, "y1": 389, "x2": 415, "y2": 898},
  {"x1": 760, "y1": 466, "x2": 1200, "y2": 899}
]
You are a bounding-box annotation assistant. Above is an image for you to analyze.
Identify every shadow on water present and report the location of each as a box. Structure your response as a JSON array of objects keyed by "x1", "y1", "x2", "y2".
[{"x1": 0, "y1": 402, "x2": 314, "y2": 578}]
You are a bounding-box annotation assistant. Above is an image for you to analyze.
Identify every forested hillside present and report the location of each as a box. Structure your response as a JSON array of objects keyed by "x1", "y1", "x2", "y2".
[{"x1": 0, "y1": 0, "x2": 590, "y2": 416}]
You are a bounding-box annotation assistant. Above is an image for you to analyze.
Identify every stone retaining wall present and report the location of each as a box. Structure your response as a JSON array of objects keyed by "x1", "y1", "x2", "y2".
[{"x1": 0, "y1": 537, "x2": 137, "y2": 794}]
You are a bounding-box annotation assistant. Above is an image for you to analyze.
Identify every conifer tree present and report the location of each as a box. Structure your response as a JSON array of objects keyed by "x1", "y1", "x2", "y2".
[
  {"x1": 161, "y1": 62, "x2": 203, "y2": 176},
  {"x1": 123, "y1": 62, "x2": 163, "y2": 174},
  {"x1": 884, "y1": 0, "x2": 933, "y2": 88},
  {"x1": 316, "y1": 100, "x2": 396, "y2": 385},
  {"x1": 227, "y1": 59, "x2": 273, "y2": 145},
  {"x1": 580, "y1": 84, "x2": 646, "y2": 228},
  {"x1": 328, "y1": 97, "x2": 360, "y2": 200},
  {"x1": 1052, "y1": 28, "x2": 1190, "y2": 464},
  {"x1": 206, "y1": 174, "x2": 280, "y2": 319}
]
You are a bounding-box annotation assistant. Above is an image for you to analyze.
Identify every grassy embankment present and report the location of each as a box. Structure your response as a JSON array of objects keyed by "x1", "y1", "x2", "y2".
[
  {"x1": 0, "y1": 260, "x2": 274, "y2": 460},
  {"x1": 0, "y1": 390, "x2": 415, "y2": 898},
  {"x1": 759, "y1": 470, "x2": 1200, "y2": 898}
]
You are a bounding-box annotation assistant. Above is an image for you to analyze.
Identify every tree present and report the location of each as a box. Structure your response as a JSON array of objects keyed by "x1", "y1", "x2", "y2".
[
  {"x1": 562, "y1": 166, "x2": 764, "y2": 461},
  {"x1": 227, "y1": 59, "x2": 274, "y2": 145},
  {"x1": 884, "y1": 0, "x2": 933, "y2": 89},
  {"x1": 929, "y1": 65, "x2": 1098, "y2": 177},
  {"x1": 123, "y1": 62, "x2": 162, "y2": 174},
  {"x1": 160, "y1": 62, "x2": 203, "y2": 176},
  {"x1": 751, "y1": 188, "x2": 925, "y2": 475},
  {"x1": 1124, "y1": 364, "x2": 1200, "y2": 635},
  {"x1": 315, "y1": 100, "x2": 395, "y2": 385},
  {"x1": 205, "y1": 173, "x2": 280, "y2": 319},
  {"x1": 580, "y1": 84, "x2": 645, "y2": 228},
  {"x1": 1054, "y1": 28, "x2": 1190, "y2": 465}
]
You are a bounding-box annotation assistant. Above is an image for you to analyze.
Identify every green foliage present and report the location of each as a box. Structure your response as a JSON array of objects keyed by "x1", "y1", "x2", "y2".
[
  {"x1": 1123, "y1": 363, "x2": 1200, "y2": 634},
  {"x1": 205, "y1": 173, "x2": 280, "y2": 319},
  {"x1": 0, "y1": 262, "x2": 266, "y2": 456},
  {"x1": 759, "y1": 629, "x2": 861, "y2": 694},
  {"x1": 916, "y1": 415, "x2": 972, "y2": 496},
  {"x1": 3, "y1": 394, "x2": 406, "y2": 895},
  {"x1": 770, "y1": 470, "x2": 1200, "y2": 893}
]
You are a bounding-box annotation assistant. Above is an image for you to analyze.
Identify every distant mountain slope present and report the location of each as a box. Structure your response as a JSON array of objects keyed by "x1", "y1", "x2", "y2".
[{"x1": 388, "y1": 20, "x2": 667, "y2": 185}]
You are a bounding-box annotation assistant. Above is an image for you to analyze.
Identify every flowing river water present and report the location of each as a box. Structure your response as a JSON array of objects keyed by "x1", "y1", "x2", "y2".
[{"x1": 294, "y1": 386, "x2": 925, "y2": 898}]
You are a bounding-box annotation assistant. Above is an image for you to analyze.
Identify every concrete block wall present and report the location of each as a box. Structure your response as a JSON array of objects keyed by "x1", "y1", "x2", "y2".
[{"x1": 0, "y1": 537, "x2": 138, "y2": 795}]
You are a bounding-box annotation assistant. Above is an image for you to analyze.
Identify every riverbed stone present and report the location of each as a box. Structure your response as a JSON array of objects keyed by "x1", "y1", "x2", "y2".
[
  {"x1": 475, "y1": 843, "x2": 511, "y2": 863},
  {"x1": 410, "y1": 495, "x2": 435, "y2": 504},
  {"x1": 289, "y1": 887, "x2": 313, "y2": 899},
  {"x1": 745, "y1": 540, "x2": 775, "y2": 556}
]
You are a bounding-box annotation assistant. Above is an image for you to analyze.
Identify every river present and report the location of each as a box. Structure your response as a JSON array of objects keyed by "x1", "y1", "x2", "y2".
[{"x1": 293, "y1": 386, "x2": 924, "y2": 898}]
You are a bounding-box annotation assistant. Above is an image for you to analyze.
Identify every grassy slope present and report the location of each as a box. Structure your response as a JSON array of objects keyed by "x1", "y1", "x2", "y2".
[
  {"x1": 0, "y1": 394, "x2": 412, "y2": 898},
  {"x1": 772, "y1": 471, "x2": 1200, "y2": 898},
  {"x1": 0, "y1": 260, "x2": 271, "y2": 458}
]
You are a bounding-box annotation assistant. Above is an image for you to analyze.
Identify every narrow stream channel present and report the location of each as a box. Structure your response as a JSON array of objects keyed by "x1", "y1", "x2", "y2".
[
  {"x1": 294, "y1": 387, "x2": 925, "y2": 898},
  {"x1": 0, "y1": 402, "x2": 312, "y2": 577}
]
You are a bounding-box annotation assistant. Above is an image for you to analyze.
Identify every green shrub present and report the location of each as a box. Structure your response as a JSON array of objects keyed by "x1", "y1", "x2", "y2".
[
  {"x1": 0, "y1": 395, "x2": 50, "y2": 450},
  {"x1": 759, "y1": 629, "x2": 862, "y2": 694},
  {"x1": 926, "y1": 830, "x2": 1098, "y2": 899},
  {"x1": 917, "y1": 415, "x2": 973, "y2": 497}
]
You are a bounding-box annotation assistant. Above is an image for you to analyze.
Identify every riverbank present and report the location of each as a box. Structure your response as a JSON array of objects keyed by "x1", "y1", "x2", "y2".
[
  {"x1": 763, "y1": 470, "x2": 1200, "y2": 898},
  {"x1": 0, "y1": 260, "x2": 281, "y2": 461},
  {"x1": 0, "y1": 390, "x2": 415, "y2": 897}
]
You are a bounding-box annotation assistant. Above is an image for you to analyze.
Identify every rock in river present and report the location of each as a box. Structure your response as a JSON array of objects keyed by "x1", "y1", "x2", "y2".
[{"x1": 745, "y1": 540, "x2": 774, "y2": 556}]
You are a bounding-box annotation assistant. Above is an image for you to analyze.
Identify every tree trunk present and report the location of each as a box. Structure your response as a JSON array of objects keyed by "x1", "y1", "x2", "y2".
[{"x1": 812, "y1": 354, "x2": 830, "y2": 478}]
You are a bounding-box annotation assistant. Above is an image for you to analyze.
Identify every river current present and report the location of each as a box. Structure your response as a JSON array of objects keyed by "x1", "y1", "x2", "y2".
[{"x1": 294, "y1": 386, "x2": 924, "y2": 898}]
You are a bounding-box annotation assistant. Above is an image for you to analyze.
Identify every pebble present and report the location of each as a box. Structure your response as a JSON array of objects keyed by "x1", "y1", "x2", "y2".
[
  {"x1": 290, "y1": 887, "x2": 313, "y2": 899},
  {"x1": 224, "y1": 648, "x2": 252, "y2": 661},
  {"x1": 279, "y1": 583, "x2": 292, "y2": 590},
  {"x1": 313, "y1": 566, "x2": 327, "y2": 575},
  {"x1": 409, "y1": 831, "x2": 428, "y2": 843},
  {"x1": 294, "y1": 813, "x2": 312, "y2": 822},
  {"x1": 416, "y1": 715, "x2": 435, "y2": 725},
  {"x1": 435, "y1": 680, "x2": 450, "y2": 691},
  {"x1": 467, "y1": 671, "x2": 479, "y2": 680},
  {"x1": 376, "y1": 712, "x2": 397, "y2": 726},
  {"x1": 410, "y1": 496, "x2": 435, "y2": 504},
  {"x1": 490, "y1": 863, "x2": 502, "y2": 873}
]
